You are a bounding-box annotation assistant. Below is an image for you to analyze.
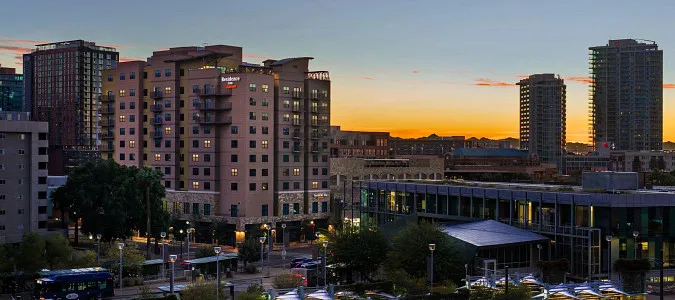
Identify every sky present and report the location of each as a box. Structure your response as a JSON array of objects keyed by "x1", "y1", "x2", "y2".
[{"x1": 1, "y1": 0, "x2": 675, "y2": 143}]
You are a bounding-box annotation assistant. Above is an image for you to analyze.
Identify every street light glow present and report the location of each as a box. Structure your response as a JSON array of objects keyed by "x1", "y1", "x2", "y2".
[
  {"x1": 118, "y1": 242, "x2": 125, "y2": 250},
  {"x1": 428, "y1": 243, "x2": 436, "y2": 251},
  {"x1": 214, "y1": 246, "x2": 222, "y2": 254},
  {"x1": 161, "y1": 231, "x2": 167, "y2": 238},
  {"x1": 258, "y1": 236, "x2": 266, "y2": 244},
  {"x1": 169, "y1": 254, "x2": 177, "y2": 263}
]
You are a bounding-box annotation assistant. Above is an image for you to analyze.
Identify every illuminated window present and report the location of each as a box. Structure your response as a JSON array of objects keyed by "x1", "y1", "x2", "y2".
[
  {"x1": 262, "y1": 99, "x2": 269, "y2": 106},
  {"x1": 164, "y1": 87, "x2": 172, "y2": 94},
  {"x1": 282, "y1": 87, "x2": 289, "y2": 94},
  {"x1": 154, "y1": 154, "x2": 161, "y2": 161},
  {"x1": 119, "y1": 90, "x2": 126, "y2": 97},
  {"x1": 262, "y1": 183, "x2": 268, "y2": 190},
  {"x1": 192, "y1": 154, "x2": 199, "y2": 162},
  {"x1": 119, "y1": 115, "x2": 126, "y2": 122},
  {"x1": 249, "y1": 83, "x2": 256, "y2": 91},
  {"x1": 192, "y1": 181, "x2": 199, "y2": 190},
  {"x1": 262, "y1": 84, "x2": 269, "y2": 93},
  {"x1": 312, "y1": 181, "x2": 318, "y2": 189},
  {"x1": 204, "y1": 140, "x2": 211, "y2": 148},
  {"x1": 261, "y1": 140, "x2": 268, "y2": 149},
  {"x1": 283, "y1": 100, "x2": 290, "y2": 108},
  {"x1": 129, "y1": 140, "x2": 136, "y2": 148},
  {"x1": 231, "y1": 168, "x2": 238, "y2": 176},
  {"x1": 262, "y1": 113, "x2": 269, "y2": 121},
  {"x1": 293, "y1": 168, "x2": 300, "y2": 176},
  {"x1": 164, "y1": 127, "x2": 171, "y2": 135},
  {"x1": 282, "y1": 114, "x2": 290, "y2": 122}
]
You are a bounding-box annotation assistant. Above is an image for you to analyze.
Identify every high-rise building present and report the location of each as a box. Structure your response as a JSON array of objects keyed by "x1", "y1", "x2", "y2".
[
  {"x1": 23, "y1": 40, "x2": 119, "y2": 175},
  {"x1": 589, "y1": 39, "x2": 663, "y2": 151},
  {"x1": 0, "y1": 111, "x2": 49, "y2": 244},
  {"x1": 517, "y1": 74, "x2": 566, "y2": 172},
  {"x1": 0, "y1": 65, "x2": 24, "y2": 112},
  {"x1": 102, "y1": 45, "x2": 331, "y2": 241}
]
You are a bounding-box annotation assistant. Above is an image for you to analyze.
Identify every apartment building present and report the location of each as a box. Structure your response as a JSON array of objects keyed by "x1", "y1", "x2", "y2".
[
  {"x1": 0, "y1": 112, "x2": 49, "y2": 244},
  {"x1": 330, "y1": 126, "x2": 390, "y2": 159},
  {"x1": 0, "y1": 65, "x2": 24, "y2": 112},
  {"x1": 589, "y1": 39, "x2": 663, "y2": 151},
  {"x1": 609, "y1": 151, "x2": 675, "y2": 172},
  {"x1": 102, "y1": 45, "x2": 330, "y2": 235},
  {"x1": 23, "y1": 40, "x2": 119, "y2": 175}
]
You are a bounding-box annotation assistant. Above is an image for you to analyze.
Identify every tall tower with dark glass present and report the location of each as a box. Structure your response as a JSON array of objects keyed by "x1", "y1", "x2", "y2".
[
  {"x1": 0, "y1": 66, "x2": 24, "y2": 112},
  {"x1": 589, "y1": 39, "x2": 663, "y2": 151},
  {"x1": 518, "y1": 74, "x2": 566, "y2": 172},
  {"x1": 23, "y1": 40, "x2": 119, "y2": 175}
]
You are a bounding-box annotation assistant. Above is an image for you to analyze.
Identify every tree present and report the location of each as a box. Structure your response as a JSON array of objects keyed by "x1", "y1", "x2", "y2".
[
  {"x1": 70, "y1": 250, "x2": 97, "y2": 268},
  {"x1": 16, "y1": 232, "x2": 46, "y2": 273},
  {"x1": 52, "y1": 160, "x2": 169, "y2": 242},
  {"x1": 387, "y1": 221, "x2": 464, "y2": 283},
  {"x1": 180, "y1": 281, "x2": 228, "y2": 300},
  {"x1": 137, "y1": 167, "x2": 163, "y2": 259},
  {"x1": 272, "y1": 274, "x2": 304, "y2": 289},
  {"x1": 236, "y1": 283, "x2": 266, "y2": 300},
  {"x1": 0, "y1": 244, "x2": 18, "y2": 273},
  {"x1": 45, "y1": 233, "x2": 73, "y2": 270},
  {"x1": 327, "y1": 226, "x2": 389, "y2": 281},
  {"x1": 196, "y1": 247, "x2": 215, "y2": 259},
  {"x1": 238, "y1": 237, "x2": 262, "y2": 266}
]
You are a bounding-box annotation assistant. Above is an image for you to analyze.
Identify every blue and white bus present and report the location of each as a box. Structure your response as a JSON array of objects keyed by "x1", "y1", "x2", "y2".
[{"x1": 34, "y1": 268, "x2": 114, "y2": 300}]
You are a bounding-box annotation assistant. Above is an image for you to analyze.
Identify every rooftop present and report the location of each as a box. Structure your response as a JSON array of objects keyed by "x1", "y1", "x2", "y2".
[
  {"x1": 452, "y1": 148, "x2": 530, "y2": 157},
  {"x1": 442, "y1": 220, "x2": 549, "y2": 247}
]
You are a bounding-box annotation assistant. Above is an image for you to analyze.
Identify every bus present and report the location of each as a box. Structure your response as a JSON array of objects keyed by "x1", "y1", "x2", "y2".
[{"x1": 34, "y1": 268, "x2": 114, "y2": 300}]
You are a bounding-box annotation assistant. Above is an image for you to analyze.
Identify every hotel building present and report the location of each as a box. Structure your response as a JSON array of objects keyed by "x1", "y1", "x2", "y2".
[{"x1": 102, "y1": 45, "x2": 331, "y2": 238}]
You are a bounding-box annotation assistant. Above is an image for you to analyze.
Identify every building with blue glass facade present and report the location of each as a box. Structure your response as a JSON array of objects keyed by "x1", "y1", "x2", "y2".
[
  {"x1": 0, "y1": 66, "x2": 24, "y2": 112},
  {"x1": 352, "y1": 174, "x2": 675, "y2": 282}
]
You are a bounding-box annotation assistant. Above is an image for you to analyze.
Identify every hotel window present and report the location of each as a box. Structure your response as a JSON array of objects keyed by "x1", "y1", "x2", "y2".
[
  {"x1": 249, "y1": 155, "x2": 256, "y2": 163},
  {"x1": 165, "y1": 69, "x2": 172, "y2": 77},
  {"x1": 107, "y1": 74, "x2": 113, "y2": 81},
  {"x1": 204, "y1": 140, "x2": 211, "y2": 148},
  {"x1": 249, "y1": 169, "x2": 256, "y2": 176},
  {"x1": 119, "y1": 153, "x2": 125, "y2": 160},
  {"x1": 312, "y1": 202, "x2": 318, "y2": 213},
  {"x1": 203, "y1": 182, "x2": 209, "y2": 191},
  {"x1": 192, "y1": 85, "x2": 199, "y2": 93},
  {"x1": 321, "y1": 201, "x2": 328, "y2": 213},
  {"x1": 262, "y1": 113, "x2": 269, "y2": 121},
  {"x1": 249, "y1": 183, "x2": 256, "y2": 191},
  {"x1": 183, "y1": 203, "x2": 190, "y2": 214},
  {"x1": 204, "y1": 154, "x2": 211, "y2": 162},
  {"x1": 204, "y1": 168, "x2": 210, "y2": 176},
  {"x1": 231, "y1": 183, "x2": 238, "y2": 191},
  {"x1": 312, "y1": 181, "x2": 318, "y2": 189},
  {"x1": 192, "y1": 203, "x2": 199, "y2": 215},
  {"x1": 249, "y1": 112, "x2": 256, "y2": 120},
  {"x1": 293, "y1": 203, "x2": 300, "y2": 214},
  {"x1": 129, "y1": 89, "x2": 136, "y2": 96},
  {"x1": 262, "y1": 84, "x2": 269, "y2": 93},
  {"x1": 231, "y1": 154, "x2": 238, "y2": 162},
  {"x1": 119, "y1": 90, "x2": 126, "y2": 97},
  {"x1": 231, "y1": 168, "x2": 238, "y2": 176},
  {"x1": 130, "y1": 154, "x2": 136, "y2": 161},
  {"x1": 155, "y1": 154, "x2": 161, "y2": 161},
  {"x1": 283, "y1": 128, "x2": 290, "y2": 135},
  {"x1": 164, "y1": 87, "x2": 172, "y2": 95},
  {"x1": 249, "y1": 98, "x2": 256, "y2": 106},
  {"x1": 321, "y1": 89, "x2": 328, "y2": 97},
  {"x1": 262, "y1": 155, "x2": 269, "y2": 162},
  {"x1": 283, "y1": 204, "x2": 290, "y2": 215},
  {"x1": 311, "y1": 89, "x2": 318, "y2": 99},
  {"x1": 164, "y1": 127, "x2": 171, "y2": 135},
  {"x1": 262, "y1": 99, "x2": 269, "y2": 106},
  {"x1": 282, "y1": 168, "x2": 289, "y2": 176},
  {"x1": 192, "y1": 154, "x2": 199, "y2": 162},
  {"x1": 249, "y1": 126, "x2": 256, "y2": 134},
  {"x1": 231, "y1": 126, "x2": 238, "y2": 134},
  {"x1": 120, "y1": 128, "x2": 125, "y2": 135},
  {"x1": 261, "y1": 140, "x2": 268, "y2": 149},
  {"x1": 204, "y1": 204, "x2": 211, "y2": 216},
  {"x1": 192, "y1": 140, "x2": 199, "y2": 148},
  {"x1": 129, "y1": 115, "x2": 136, "y2": 122},
  {"x1": 119, "y1": 73, "x2": 125, "y2": 80},
  {"x1": 129, "y1": 140, "x2": 136, "y2": 148},
  {"x1": 130, "y1": 101, "x2": 136, "y2": 109},
  {"x1": 249, "y1": 140, "x2": 256, "y2": 148},
  {"x1": 282, "y1": 114, "x2": 290, "y2": 122},
  {"x1": 129, "y1": 72, "x2": 135, "y2": 79},
  {"x1": 262, "y1": 205, "x2": 268, "y2": 217},
  {"x1": 282, "y1": 86, "x2": 290, "y2": 94},
  {"x1": 155, "y1": 70, "x2": 161, "y2": 77},
  {"x1": 283, "y1": 100, "x2": 290, "y2": 108},
  {"x1": 231, "y1": 140, "x2": 238, "y2": 148},
  {"x1": 262, "y1": 127, "x2": 269, "y2": 134},
  {"x1": 293, "y1": 168, "x2": 300, "y2": 176},
  {"x1": 249, "y1": 83, "x2": 256, "y2": 91},
  {"x1": 164, "y1": 154, "x2": 171, "y2": 161},
  {"x1": 283, "y1": 154, "x2": 289, "y2": 162},
  {"x1": 192, "y1": 181, "x2": 199, "y2": 190}
]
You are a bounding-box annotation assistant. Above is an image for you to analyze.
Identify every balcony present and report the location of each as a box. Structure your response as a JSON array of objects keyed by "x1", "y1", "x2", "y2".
[
  {"x1": 101, "y1": 132, "x2": 114, "y2": 140},
  {"x1": 292, "y1": 92, "x2": 303, "y2": 99},
  {"x1": 196, "y1": 116, "x2": 232, "y2": 125},
  {"x1": 100, "y1": 106, "x2": 114, "y2": 114},
  {"x1": 305, "y1": 71, "x2": 330, "y2": 81},
  {"x1": 194, "y1": 87, "x2": 232, "y2": 97},
  {"x1": 292, "y1": 132, "x2": 302, "y2": 139},
  {"x1": 150, "y1": 104, "x2": 162, "y2": 112},
  {"x1": 292, "y1": 106, "x2": 302, "y2": 112},
  {"x1": 292, "y1": 119, "x2": 303, "y2": 126},
  {"x1": 195, "y1": 101, "x2": 232, "y2": 111},
  {"x1": 101, "y1": 120, "x2": 114, "y2": 127},
  {"x1": 153, "y1": 118, "x2": 163, "y2": 125},
  {"x1": 152, "y1": 131, "x2": 163, "y2": 139},
  {"x1": 310, "y1": 133, "x2": 320, "y2": 139},
  {"x1": 101, "y1": 95, "x2": 116, "y2": 102},
  {"x1": 150, "y1": 91, "x2": 163, "y2": 99}
]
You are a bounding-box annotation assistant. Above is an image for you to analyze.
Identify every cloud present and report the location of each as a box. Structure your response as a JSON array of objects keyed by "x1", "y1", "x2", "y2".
[
  {"x1": 473, "y1": 78, "x2": 515, "y2": 87},
  {"x1": 0, "y1": 39, "x2": 48, "y2": 45},
  {"x1": 565, "y1": 76, "x2": 593, "y2": 84},
  {"x1": 411, "y1": 70, "x2": 420, "y2": 74},
  {"x1": 360, "y1": 77, "x2": 374, "y2": 80},
  {"x1": 516, "y1": 75, "x2": 529, "y2": 79},
  {"x1": 119, "y1": 57, "x2": 145, "y2": 62},
  {"x1": 664, "y1": 84, "x2": 675, "y2": 89},
  {"x1": 243, "y1": 53, "x2": 271, "y2": 59},
  {"x1": 0, "y1": 45, "x2": 31, "y2": 53}
]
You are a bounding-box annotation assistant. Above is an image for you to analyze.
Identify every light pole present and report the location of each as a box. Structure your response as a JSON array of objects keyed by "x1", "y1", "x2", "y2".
[
  {"x1": 179, "y1": 229, "x2": 184, "y2": 259},
  {"x1": 606, "y1": 235, "x2": 612, "y2": 281},
  {"x1": 633, "y1": 231, "x2": 640, "y2": 259},
  {"x1": 161, "y1": 231, "x2": 167, "y2": 279},
  {"x1": 537, "y1": 244, "x2": 542, "y2": 261},
  {"x1": 258, "y1": 237, "x2": 266, "y2": 273},
  {"x1": 281, "y1": 223, "x2": 287, "y2": 261},
  {"x1": 322, "y1": 241, "x2": 328, "y2": 287},
  {"x1": 117, "y1": 243, "x2": 125, "y2": 289},
  {"x1": 429, "y1": 244, "x2": 436, "y2": 289},
  {"x1": 505, "y1": 265, "x2": 510, "y2": 295},
  {"x1": 187, "y1": 227, "x2": 194, "y2": 261},
  {"x1": 169, "y1": 255, "x2": 177, "y2": 294},
  {"x1": 95, "y1": 234, "x2": 101, "y2": 265},
  {"x1": 215, "y1": 246, "x2": 222, "y2": 300}
]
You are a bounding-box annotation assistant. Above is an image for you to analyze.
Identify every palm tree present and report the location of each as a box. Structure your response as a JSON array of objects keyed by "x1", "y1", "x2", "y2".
[{"x1": 137, "y1": 167, "x2": 159, "y2": 259}]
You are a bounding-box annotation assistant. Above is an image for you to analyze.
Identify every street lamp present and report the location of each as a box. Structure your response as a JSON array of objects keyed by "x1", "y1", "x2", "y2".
[
  {"x1": 169, "y1": 255, "x2": 177, "y2": 294},
  {"x1": 214, "y1": 246, "x2": 222, "y2": 300},
  {"x1": 281, "y1": 223, "x2": 287, "y2": 261},
  {"x1": 537, "y1": 244, "x2": 542, "y2": 261},
  {"x1": 117, "y1": 243, "x2": 125, "y2": 289},
  {"x1": 428, "y1": 244, "x2": 436, "y2": 288},
  {"x1": 179, "y1": 229, "x2": 184, "y2": 259},
  {"x1": 187, "y1": 227, "x2": 194, "y2": 260},
  {"x1": 258, "y1": 237, "x2": 266, "y2": 274},
  {"x1": 161, "y1": 231, "x2": 167, "y2": 279},
  {"x1": 633, "y1": 231, "x2": 640, "y2": 259},
  {"x1": 322, "y1": 241, "x2": 328, "y2": 286},
  {"x1": 606, "y1": 235, "x2": 612, "y2": 281},
  {"x1": 95, "y1": 234, "x2": 102, "y2": 265}
]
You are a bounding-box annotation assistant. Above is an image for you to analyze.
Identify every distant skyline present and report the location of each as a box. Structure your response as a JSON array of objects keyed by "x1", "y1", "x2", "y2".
[{"x1": 1, "y1": 0, "x2": 674, "y2": 142}]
